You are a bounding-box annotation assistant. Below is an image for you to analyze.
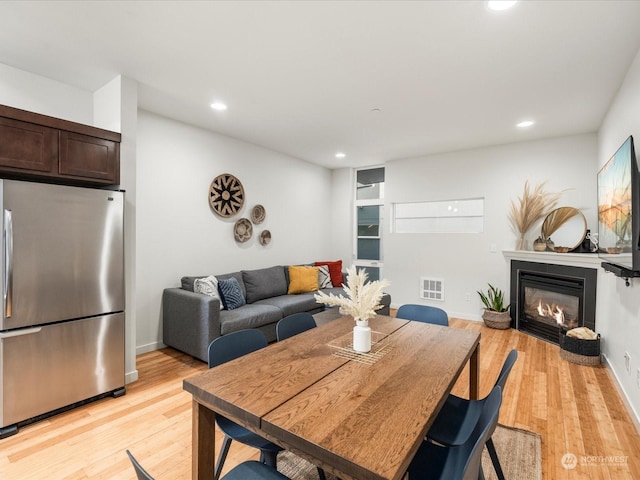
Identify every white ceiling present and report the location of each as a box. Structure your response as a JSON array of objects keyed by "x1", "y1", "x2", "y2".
[{"x1": 2, "y1": 1, "x2": 640, "y2": 169}]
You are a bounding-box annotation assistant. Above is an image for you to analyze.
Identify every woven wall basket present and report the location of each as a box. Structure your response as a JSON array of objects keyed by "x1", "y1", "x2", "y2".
[{"x1": 482, "y1": 310, "x2": 512, "y2": 329}]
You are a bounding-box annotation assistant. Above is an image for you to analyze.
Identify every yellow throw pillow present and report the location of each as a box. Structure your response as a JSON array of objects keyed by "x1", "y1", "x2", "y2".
[{"x1": 288, "y1": 266, "x2": 319, "y2": 294}]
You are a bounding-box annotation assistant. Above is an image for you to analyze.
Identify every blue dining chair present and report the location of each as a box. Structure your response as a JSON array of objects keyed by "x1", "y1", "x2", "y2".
[
  {"x1": 426, "y1": 349, "x2": 518, "y2": 480},
  {"x1": 407, "y1": 386, "x2": 503, "y2": 480},
  {"x1": 396, "y1": 304, "x2": 449, "y2": 326},
  {"x1": 126, "y1": 450, "x2": 291, "y2": 480},
  {"x1": 127, "y1": 450, "x2": 153, "y2": 480},
  {"x1": 208, "y1": 329, "x2": 284, "y2": 480},
  {"x1": 276, "y1": 312, "x2": 317, "y2": 341}
]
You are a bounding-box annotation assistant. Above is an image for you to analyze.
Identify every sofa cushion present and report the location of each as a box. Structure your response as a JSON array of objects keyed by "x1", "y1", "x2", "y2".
[
  {"x1": 219, "y1": 304, "x2": 283, "y2": 336},
  {"x1": 194, "y1": 275, "x2": 218, "y2": 296},
  {"x1": 216, "y1": 272, "x2": 246, "y2": 297},
  {"x1": 242, "y1": 266, "x2": 288, "y2": 303},
  {"x1": 317, "y1": 265, "x2": 333, "y2": 289},
  {"x1": 288, "y1": 266, "x2": 319, "y2": 294},
  {"x1": 319, "y1": 286, "x2": 346, "y2": 297},
  {"x1": 194, "y1": 275, "x2": 223, "y2": 310},
  {"x1": 218, "y1": 277, "x2": 246, "y2": 310},
  {"x1": 314, "y1": 260, "x2": 343, "y2": 286},
  {"x1": 181, "y1": 275, "x2": 207, "y2": 292},
  {"x1": 256, "y1": 293, "x2": 322, "y2": 317}
]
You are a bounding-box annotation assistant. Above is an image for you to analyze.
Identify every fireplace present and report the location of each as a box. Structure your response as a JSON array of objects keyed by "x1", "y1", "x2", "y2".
[{"x1": 510, "y1": 261, "x2": 597, "y2": 344}]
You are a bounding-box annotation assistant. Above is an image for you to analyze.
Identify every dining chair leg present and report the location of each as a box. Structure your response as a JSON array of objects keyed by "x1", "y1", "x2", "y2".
[
  {"x1": 317, "y1": 467, "x2": 327, "y2": 480},
  {"x1": 259, "y1": 450, "x2": 278, "y2": 468},
  {"x1": 214, "y1": 435, "x2": 233, "y2": 480},
  {"x1": 486, "y1": 437, "x2": 506, "y2": 480}
]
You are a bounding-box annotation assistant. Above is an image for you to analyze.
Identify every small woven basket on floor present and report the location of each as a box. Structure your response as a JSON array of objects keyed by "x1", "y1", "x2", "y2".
[
  {"x1": 559, "y1": 329, "x2": 601, "y2": 366},
  {"x1": 482, "y1": 310, "x2": 512, "y2": 329}
]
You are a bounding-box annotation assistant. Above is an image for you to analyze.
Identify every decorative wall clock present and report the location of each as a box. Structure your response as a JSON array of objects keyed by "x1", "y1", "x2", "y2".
[{"x1": 209, "y1": 173, "x2": 245, "y2": 217}]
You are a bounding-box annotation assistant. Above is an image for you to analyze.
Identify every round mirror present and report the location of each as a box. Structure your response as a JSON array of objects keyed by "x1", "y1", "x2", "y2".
[{"x1": 541, "y1": 207, "x2": 587, "y2": 251}]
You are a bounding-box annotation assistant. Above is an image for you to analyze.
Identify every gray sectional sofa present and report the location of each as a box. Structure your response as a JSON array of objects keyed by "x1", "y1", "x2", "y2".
[{"x1": 162, "y1": 265, "x2": 391, "y2": 362}]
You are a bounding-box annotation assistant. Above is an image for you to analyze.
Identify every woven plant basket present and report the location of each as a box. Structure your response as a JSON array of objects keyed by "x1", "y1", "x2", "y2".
[
  {"x1": 559, "y1": 329, "x2": 601, "y2": 366},
  {"x1": 482, "y1": 310, "x2": 512, "y2": 329}
]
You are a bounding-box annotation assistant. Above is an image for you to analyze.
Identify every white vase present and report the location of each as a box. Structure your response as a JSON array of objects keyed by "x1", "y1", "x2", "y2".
[{"x1": 353, "y1": 319, "x2": 371, "y2": 353}]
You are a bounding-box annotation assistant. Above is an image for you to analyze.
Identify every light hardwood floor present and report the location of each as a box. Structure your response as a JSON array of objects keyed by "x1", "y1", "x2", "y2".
[{"x1": 1, "y1": 318, "x2": 639, "y2": 479}]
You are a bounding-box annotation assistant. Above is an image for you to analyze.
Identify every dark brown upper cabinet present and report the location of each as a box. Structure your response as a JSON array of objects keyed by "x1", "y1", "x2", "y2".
[{"x1": 0, "y1": 105, "x2": 121, "y2": 186}]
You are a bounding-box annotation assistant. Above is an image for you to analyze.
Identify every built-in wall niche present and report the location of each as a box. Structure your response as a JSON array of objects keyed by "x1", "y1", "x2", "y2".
[{"x1": 392, "y1": 197, "x2": 484, "y2": 234}]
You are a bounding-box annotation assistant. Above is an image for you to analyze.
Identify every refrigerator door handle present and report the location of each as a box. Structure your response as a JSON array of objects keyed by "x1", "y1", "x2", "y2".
[
  {"x1": 0, "y1": 327, "x2": 41, "y2": 339},
  {"x1": 4, "y1": 208, "x2": 13, "y2": 318}
]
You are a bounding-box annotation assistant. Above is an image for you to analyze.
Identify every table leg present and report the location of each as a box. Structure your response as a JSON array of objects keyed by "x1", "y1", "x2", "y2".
[
  {"x1": 469, "y1": 344, "x2": 479, "y2": 400},
  {"x1": 192, "y1": 400, "x2": 216, "y2": 480}
]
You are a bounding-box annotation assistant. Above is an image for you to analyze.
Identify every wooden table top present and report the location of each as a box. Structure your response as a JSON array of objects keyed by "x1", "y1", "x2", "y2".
[{"x1": 183, "y1": 315, "x2": 480, "y2": 480}]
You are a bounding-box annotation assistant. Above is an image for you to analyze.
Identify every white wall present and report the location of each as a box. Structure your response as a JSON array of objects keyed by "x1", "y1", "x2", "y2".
[
  {"x1": 93, "y1": 77, "x2": 123, "y2": 133},
  {"x1": 94, "y1": 76, "x2": 139, "y2": 384},
  {"x1": 597, "y1": 46, "x2": 640, "y2": 423},
  {"x1": 135, "y1": 111, "x2": 335, "y2": 353},
  {"x1": 330, "y1": 167, "x2": 355, "y2": 266},
  {"x1": 384, "y1": 134, "x2": 597, "y2": 319},
  {"x1": 0, "y1": 62, "x2": 92, "y2": 124}
]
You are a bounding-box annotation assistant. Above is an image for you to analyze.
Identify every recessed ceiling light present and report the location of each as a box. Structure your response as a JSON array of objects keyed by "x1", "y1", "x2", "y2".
[
  {"x1": 487, "y1": 1, "x2": 518, "y2": 11},
  {"x1": 210, "y1": 102, "x2": 228, "y2": 111},
  {"x1": 335, "y1": 152, "x2": 346, "y2": 159},
  {"x1": 517, "y1": 120, "x2": 535, "y2": 128}
]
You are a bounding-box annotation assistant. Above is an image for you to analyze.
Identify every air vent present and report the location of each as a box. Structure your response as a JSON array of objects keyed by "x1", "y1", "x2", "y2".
[{"x1": 420, "y1": 277, "x2": 444, "y2": 301}]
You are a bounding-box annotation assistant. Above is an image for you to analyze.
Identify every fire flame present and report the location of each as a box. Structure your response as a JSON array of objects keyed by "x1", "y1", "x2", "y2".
[{"x1": 537, "y1": 300, "x2": 565, "y2": 324}]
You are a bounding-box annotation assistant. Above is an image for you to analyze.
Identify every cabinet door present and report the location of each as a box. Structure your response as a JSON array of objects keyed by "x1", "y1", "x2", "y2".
[
  {"x1": 59, "y1": 131, "x2": 119, "y2": 184},
  {"x1": 0, "y1": 116, "x2": 57, "y2": 174}
]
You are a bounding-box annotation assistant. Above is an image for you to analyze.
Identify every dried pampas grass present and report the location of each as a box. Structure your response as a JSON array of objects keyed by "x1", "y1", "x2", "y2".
[
  {"x1": 509, "y1": 181, "x2": 564, "y2": 241},
  {"x1": 314, "y1": 266, "x2": 390, "y2": 322}
]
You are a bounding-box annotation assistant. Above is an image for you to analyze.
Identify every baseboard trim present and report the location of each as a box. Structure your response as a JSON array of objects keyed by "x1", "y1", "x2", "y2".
[
  {"x1": 602, "y1": 353, "x2": 640, "y2": 436},
  {"x1": 448, "y1": 312, "x2": 482, "y2": 322},
  {"x1": 136, "y1": 341, "x2": 165, "y2": 356},
  {"x1": 125, "y1": 370, "x2": 138, "y2": 384}
]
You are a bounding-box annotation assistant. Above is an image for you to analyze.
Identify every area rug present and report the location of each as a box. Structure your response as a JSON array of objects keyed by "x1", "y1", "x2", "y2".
[{"x1": 277, "y1": 424, "x2": 542, "y2": 479}]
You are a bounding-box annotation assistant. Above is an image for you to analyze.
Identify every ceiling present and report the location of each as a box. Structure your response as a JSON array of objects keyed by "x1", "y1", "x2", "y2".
[{"x1": 2, "y1": 1, "x2": 640, "y2": 169}]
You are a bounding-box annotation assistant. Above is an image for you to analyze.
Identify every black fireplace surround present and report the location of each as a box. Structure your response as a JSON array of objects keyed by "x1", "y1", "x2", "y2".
[{"x1": 510, "y1": 260, "x2": 597, "y2": 344}]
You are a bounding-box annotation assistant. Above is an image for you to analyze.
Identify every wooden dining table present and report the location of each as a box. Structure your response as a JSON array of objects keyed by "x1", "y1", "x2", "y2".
[{"x1": 183, "y1": 315, "x2": 480, "y2": 480}]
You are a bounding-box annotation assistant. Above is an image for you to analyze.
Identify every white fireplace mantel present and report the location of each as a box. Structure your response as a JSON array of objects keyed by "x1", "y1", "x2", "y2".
[{"x1": 502, "y1": 250, "x2": 602, "y2": 269}]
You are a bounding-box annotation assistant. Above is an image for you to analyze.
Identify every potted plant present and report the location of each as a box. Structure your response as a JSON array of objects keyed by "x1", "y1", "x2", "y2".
[{"x1": 477, "y1": 284, "x2": 511, "y2": 329}]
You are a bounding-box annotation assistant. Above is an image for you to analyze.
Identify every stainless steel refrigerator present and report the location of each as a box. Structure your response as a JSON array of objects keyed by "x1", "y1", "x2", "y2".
[{"x1": 0, "y1": 179, "x2": 125, "y2": 438}]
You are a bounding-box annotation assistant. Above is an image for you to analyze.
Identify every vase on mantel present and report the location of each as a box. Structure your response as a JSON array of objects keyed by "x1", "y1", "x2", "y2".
[
  {"x1": 353, "y1": 319, "x2": 372, "y2": 353},
  {"x1": 516, "y1": 235, "x2": 528, "y2": 251}
]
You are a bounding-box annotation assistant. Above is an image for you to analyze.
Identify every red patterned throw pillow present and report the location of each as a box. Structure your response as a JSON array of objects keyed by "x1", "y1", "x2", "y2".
[{"x1": 314, "y1": 260, "x2": 343, "y2": 287}]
